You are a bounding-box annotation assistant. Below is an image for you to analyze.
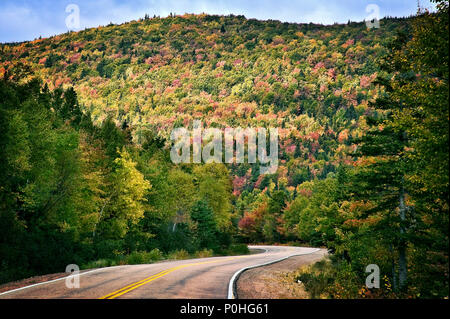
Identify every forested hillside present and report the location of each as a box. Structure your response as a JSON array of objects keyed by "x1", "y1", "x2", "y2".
[{"x1": 0, "y1": 2, "x2": 448, "y2": 298}]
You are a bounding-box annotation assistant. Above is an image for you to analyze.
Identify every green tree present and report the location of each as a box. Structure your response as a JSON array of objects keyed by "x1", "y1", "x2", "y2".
[
  {"x1": 349, "y1": 118, "x2": 410, "y2": 290},
  {"x1": 194, "y1": 164, "x2": 233, "y2": 231},
  {"x1": 371, "y1": 1, "x2": 449, "y2": 295},
  {"x1": 190, "y1": 200, "x2": 219, "y2": 251},
  {"x1": 96, "y1": 148, "x2": 151, "y2": 239}
]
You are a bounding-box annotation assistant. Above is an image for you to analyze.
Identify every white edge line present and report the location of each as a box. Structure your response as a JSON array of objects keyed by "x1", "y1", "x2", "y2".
[
  {"x1": 227, "y1": 247, "x2": 321, "y2": 299},
  {"x1": 0, "y1": 265, "x2": 126, "y2": 296}
]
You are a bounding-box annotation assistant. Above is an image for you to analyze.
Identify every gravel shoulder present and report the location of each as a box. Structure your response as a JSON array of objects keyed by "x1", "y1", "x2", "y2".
[
  {"x1": 0, "y1": 272, "x2": 70, "y2": 294},
  {"x1": 236, "y1": 248, "x2": 328, "y2": 299}
]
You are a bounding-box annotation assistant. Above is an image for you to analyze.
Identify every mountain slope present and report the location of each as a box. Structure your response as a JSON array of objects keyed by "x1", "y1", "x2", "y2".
[{"x1": 1, "y1": 14, "x2": 409, "y2": 190}]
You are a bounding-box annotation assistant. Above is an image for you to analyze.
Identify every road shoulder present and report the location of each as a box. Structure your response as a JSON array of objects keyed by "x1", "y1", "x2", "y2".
[{"x1": 236, "y1": 248, "x2": 328, "y2": 299}]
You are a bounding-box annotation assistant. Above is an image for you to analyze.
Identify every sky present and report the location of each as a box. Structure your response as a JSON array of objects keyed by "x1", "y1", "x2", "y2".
[{"x1": 0, "y1": 0, "x2": 436, "y2": 43}]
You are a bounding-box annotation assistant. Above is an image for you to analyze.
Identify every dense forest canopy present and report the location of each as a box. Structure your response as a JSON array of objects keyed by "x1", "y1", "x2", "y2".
[{"x1": 0, "y1": 1, "x2": 448, "y2": 298}]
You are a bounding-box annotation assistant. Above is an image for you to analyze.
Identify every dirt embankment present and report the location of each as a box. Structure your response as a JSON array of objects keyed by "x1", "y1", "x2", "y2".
[{"x1": 236, "y1": 249, "x2": 328, "y2": 299}]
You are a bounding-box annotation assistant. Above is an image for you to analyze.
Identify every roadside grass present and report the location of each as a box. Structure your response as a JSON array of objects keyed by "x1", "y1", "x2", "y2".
[
  {"x1": 293, "y1": 258, "x2": 335, "y2": 298},
  {"x1": 289, "y1": 256, "x2": 361, "y2": 299},
  {"x1": 224, "y1": 243, "x2": 250, "y2": 256},
  {"x1": 194, "y1": 248, "x2": 214, "y2": 258},
  {"x1": 126, "y1": 249, "x2": 164, "y2": 264},
  {"x1": 293, "y1": 257, "x2": 404, "y2": 299},
  {"x1": 166, "y1": 249, "x2": 190, "y2": 260}
]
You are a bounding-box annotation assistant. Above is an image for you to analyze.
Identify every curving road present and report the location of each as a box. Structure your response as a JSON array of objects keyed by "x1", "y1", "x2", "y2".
[{"x1": 0, "y1": 245, "x2": 321, "y2": 299}]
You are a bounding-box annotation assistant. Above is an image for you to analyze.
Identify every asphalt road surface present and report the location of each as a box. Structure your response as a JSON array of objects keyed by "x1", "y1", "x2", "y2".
[{"x1": 0, "y1": 245, "x2": 320, "y2": 299}]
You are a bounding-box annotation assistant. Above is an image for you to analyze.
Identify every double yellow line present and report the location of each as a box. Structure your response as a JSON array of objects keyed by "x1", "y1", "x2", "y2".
[{"x1": 99, "y1": 257, "x2": 238, "y2": 299}]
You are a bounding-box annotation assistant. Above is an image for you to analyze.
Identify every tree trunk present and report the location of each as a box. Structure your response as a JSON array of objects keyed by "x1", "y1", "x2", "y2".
[
  {"x1": 398, "y1": 243, "x2": 407, "y2": 290},
  {"x1": 390, "y1": 244, "x2": 398, "y2": 291},
  {"x1": 398, "y1": 185, "x2": 407, "y2": 290}
]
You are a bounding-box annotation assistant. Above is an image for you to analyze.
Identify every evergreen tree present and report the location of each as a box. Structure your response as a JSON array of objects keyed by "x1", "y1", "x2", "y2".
[{"x1": 190, "y1": 200, "x2": 219, "y2": 251}]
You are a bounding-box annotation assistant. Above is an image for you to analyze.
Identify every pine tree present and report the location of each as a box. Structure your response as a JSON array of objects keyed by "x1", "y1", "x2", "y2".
[
  {"x1": 190, "y1": 200, "x2": 219, "y2": 251},
  {"x1": 350, "y1": 115, "x2": 411, "y2": 291}
]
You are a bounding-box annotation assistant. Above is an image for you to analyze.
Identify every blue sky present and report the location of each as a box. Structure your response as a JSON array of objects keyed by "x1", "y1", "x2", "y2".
[{"x1": 0, "y1": 0, "x2": 436, "y2": 43}]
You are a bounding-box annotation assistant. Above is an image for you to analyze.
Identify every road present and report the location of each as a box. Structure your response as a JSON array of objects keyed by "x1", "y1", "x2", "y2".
[{"x1": 0, "y1": 245, "x2": 321, "y2": 299}]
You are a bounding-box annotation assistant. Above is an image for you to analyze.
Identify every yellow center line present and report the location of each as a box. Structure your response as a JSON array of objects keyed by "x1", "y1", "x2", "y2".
[
  {"x1": 99, "y1": 268, "x2": 173, "y2": 299},
  {"x1": 99, "y1": 256, "x2": 245, "y2": 299}
]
